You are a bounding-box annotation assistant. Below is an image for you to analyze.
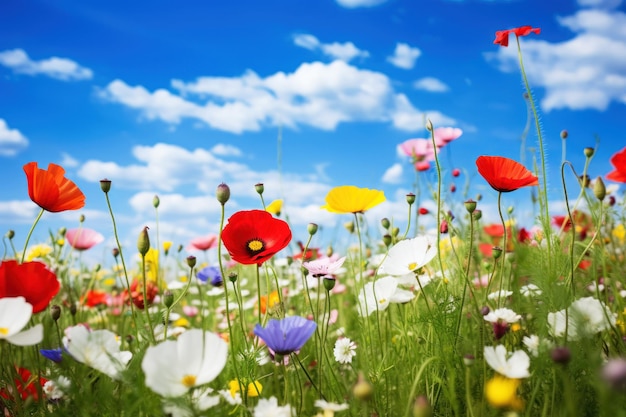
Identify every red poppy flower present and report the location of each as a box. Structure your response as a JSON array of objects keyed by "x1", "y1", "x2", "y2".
[
  {"x1": 0, "y1": 260, "x2": 60, "y2": 313},
  {"x1": 0, "y1": 367, "x2": 47, "y2": 401},
  {"x1": 221, "y1": 210, "x2": 292, "y2": 266},
  {"x1": 476, "y1": 156, "x2": 539, "y2": 193},
  {"x1": 82, "y1": 289, "x2": 109, "y2": 308},
  {"x1": 606, "y1": 147, "x2": 626, "y2": 183},
  {"x1": 494, "y1": 26, "x2": 541, "y2": 47},
  {"x1": 23, "y1": 162, "x2": 85, "y2": 213},
  {"x1": 123, "y1": 278, "x2": 159, "y2": 309}
]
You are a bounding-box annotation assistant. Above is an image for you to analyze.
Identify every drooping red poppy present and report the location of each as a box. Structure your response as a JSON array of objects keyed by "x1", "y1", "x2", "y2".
[
  {"x1": 0, "y1": 260, "x2": 60, "y2": 313},
  {"x1": 476, "y1": 156, "x2": 539, "y2": 193},
  {"x1": 606, "y1": 147, "x2": 626, "y2": 183},
  {"x1": 494, "y1": 26, "x2": 541, "y2": 47},
  {"x1": 123, "y1": 278, "x2": 159, "y2": 309},
  {"x1": 23, "y1": 162, "x2": 85, "y2": 213},
  {"x1": 0, "y1": 367, "x2": 47, "y2": 401},
  {"x1": 221, "y1": 210, "x2": 292, "y2": 266}
]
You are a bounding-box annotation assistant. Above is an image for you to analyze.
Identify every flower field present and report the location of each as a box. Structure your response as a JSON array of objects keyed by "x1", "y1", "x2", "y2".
[{"x1": 3, "y1": 27, "x2": 626, "y2": 417}]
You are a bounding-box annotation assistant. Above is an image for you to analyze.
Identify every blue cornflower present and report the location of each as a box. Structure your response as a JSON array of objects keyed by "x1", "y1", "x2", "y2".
[
  {"x1": 253, "y1": 316, "x2": 316, "y2": 356},
  {"x1": 196, "y1": 266, "x2": 223, "y2": 287},
  {"x1": 40, "y1": 347, "x2": 63, "y2": 363}
]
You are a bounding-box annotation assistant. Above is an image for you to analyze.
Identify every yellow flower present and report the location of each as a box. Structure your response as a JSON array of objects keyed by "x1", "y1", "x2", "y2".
[
  {"x1": 162, "y1": 241, "x2": 173, "y2": 255},
  {"x1": 266, "y1": 199, "x2": 283, "y2": 216},
  {"x1": 613, "y1": 224, "x2": 625, "y2": 244},
  {"x1": 26, "y1": 244, "x2": 53, "y2": 261},
  {"x1": 485, "y1": 375, "x2": 523, "y2": 410},
  {"x1": 228, "y1": 379, "x2": 263, "y2": 398},
  {"x1": 322, "y1": 185, "x2": 385, "y2": 214}
]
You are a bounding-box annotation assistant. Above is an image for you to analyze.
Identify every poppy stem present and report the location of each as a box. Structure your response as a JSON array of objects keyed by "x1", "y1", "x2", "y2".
[
  {"x1": 140, "y1": 254, "x2": 157, "y2": 344},
  {"x1": 20, "y1": 208, "x2": 44, "y2": 263}
]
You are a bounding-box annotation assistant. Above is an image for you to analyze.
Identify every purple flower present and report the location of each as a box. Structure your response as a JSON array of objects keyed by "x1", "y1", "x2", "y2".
[
  {"x1": 196, "y1": 266, "x2": 223, "y2": 287},
  {"x1": 253, "y1": 316, "x2": 316, "y2": 356}
]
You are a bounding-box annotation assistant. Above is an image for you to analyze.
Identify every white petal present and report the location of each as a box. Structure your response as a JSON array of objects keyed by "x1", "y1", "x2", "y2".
[{"x1": 6, "y1": 323, "x2": 43, "y2": 346}]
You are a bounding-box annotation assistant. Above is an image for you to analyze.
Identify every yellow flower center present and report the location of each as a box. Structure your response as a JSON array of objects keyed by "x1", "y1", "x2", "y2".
[
  {"x1": 0, "y1": 327, "x2": 8, "y2": 335},
  {"x1": 247, "y1": 239, "x2": 264, "y2": 253},
  {"x1": 378, "y1": 298, "x2": 387, "y2": 305},
  {"x1": 408, "y1": 262, "x2": 417, "y2": 271},
  {"x1": 181, "y1": 374, "x2": 197, "y2": 388}
]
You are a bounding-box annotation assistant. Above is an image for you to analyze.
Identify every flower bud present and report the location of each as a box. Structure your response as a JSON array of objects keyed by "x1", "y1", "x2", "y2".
[
  {"x1": 228, "y1": 272, "x2": 238, "y2": 283},
  {"x1": 392, "y1": 227, "x2": 400, "y2": 237},
  {"x1": 112, "y1": 247, "x2": 120, "y2": 258},
  {"x1": 560, "y1": 130, "x2": 568, "y2": 139},
  {"x1": 326, "y1": 246, "x2": 334, "y2": 257},
  {"x1": 383, "y1": 234, "x2": 392, "y2": 247},
  {"x1": 163, "y1": 241, "x2": 172, "y2": 256},
  {"x1": 449, "y1": 183, "x2": 456, "y2": 193},
  {"x1": 79, "y1": 214, "x2": 85, "y2": 223},
  {"x1": 153, "y1": 195, "x2": 160, "y2": 208},
  {"x1": 406, "y1": 193, "x2": 416, "y2": 205},
  {"x1": 344, "y1": 221, "x2": 355, "y2": 234},
  {"x1": 480, "y1": 306, "x2": 490, "y2": 316},
  {"x1": 602, "y1": 358, "x2": 626, "y2": 391},
  {"x1": 59, "y1": 227, "x2": 67, "y2": 237},
  {"x1": 492, "y1": 246, "x2": 503, "y2": 259},
  {"x1": 216, "y1": 183, "x2": 231, "y2": 205},
  {"x1": 464, "y1": 199, "x2": 477, "y2": 214},
  {"x1": 307, "y1": 223, "x2": 318, "y2": 236},
  {"x1": 452, "y1": 168, "x2": 461, "y2": 177},
  {"x1": 440, "y1": 220, "x2": 448, "y2": 234},
  {"x1": 463, "y1": 354, "x2": 475, "y2": 366},
  {"x1": 255, "y1": 183, "x2": 264, "y2": 195},
  {"x1": 69, "y1": 302, "x2": 77, "y2": 316},
  {"x1": 412, "y1": 395, "x2": 433, "y2": 417},
  {"x1": 186, "y1": 255, "x2": 196, "y2": 269},
  {"x1": 162, "y1": 290, "x2": 174, "y2": 308},
  {"x1": 425, "y1": 119, "x2": 433, "y2": 132},
  {"x1": 353, "y1": 372, "x2": 373, "y2": 401},
  {"x1": 100, "y1": 179, "x2": 112, "y2": 193},
  {"x1": 419, "y1": 207, "x2": 429, "y2": 215},
  {"x1": 5, "y1": 230, "x2": 14, "y2": 239},
  {"x1": 584, "y1": 147, "x2": 594, "y2": 158},
  {"x1": 473, "y1": 210, "x2": 482, "y2": 221},
  {"x1": 507, "y1": 206, "x2": 514, "y2": 215},
  {"x1": 550, "y1": 346, "x2": 571, "y2": 365},
  {"x1": 323, "y1": 277, "x2": 336, "y2": 292},
  {"x1": 137, "y1": 226, "x2": 150, "y2": 257},
  {"x1": 593, "y1": 176, "x2": 606, "y2": 201},
  {"x1": 50, "y1": 305, "x2": 61, "y2": 322},
  {"x1": 381, "y1": 218, "x2": 390, "y2": 229}
]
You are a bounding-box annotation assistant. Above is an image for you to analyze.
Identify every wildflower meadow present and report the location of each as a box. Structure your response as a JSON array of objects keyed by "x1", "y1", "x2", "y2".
[{"x1": 3, "y1": 26, "x2": 626, "y2": 417}]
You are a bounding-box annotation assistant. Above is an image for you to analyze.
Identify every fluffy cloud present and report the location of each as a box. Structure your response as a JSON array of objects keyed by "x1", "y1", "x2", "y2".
[
  {"x1": 413, "y1": 77, "x2": 450, "y2": 93},
  {"x1": 391, "y1": 94, "x2": 456, "y2": 131},
  {"x1": 210, "y1": 144, "x2": 242, "y2": 157},
  {"x1": 0, "y1": 49, "x2": 92, "y2": 81},
  {"x1": 293, "y1": 34, "x2": 370, "y2": 62},
  {"x1": 335, "y1": 0, "x2": 389, "y2": 7},
  {"x1": 102, "y1": 60, "x2": 455, "y2": 134},
  {"x1": 387, "y1": 43, "x2": 421, "y2": 70},
  {"x1": 577, "y1": 0, "x2": 622, "y2": 8},
  {"x1": 0, "y1": 200, "x2": 39, "y2": 222},
  {"x1": 382, "y1": 163, "x2": 404, "y2": 184},
  {"x1": 486, "y1": 9, "x2": 626, "y2": 111},
  {"x1": 0, "y1": 119, "x2": 28, "y2": 156}
]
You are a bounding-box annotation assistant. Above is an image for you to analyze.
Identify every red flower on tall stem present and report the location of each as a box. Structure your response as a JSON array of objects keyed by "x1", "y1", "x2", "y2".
[
  {"x1": 476, "y1": 156, "x2": 539, "y2": 193},
  {"x1": 23, "y1": 162, "x2": 85, "y2": 212},
  {"x1": 0, "y1": 367, "x2": 47, "y2": 401},
  {"x1": 606, "y1": 147, "x2": 626, "y2": 183},
  {"x1": 0, "y1": 260, "x2": 60, "y2": 313},
  {"x1": 494, "y1": 26, "x2": 541, "y2": 47},
  {"x1": 221, "y1": 210, "x2": 292, "y2": 266}
]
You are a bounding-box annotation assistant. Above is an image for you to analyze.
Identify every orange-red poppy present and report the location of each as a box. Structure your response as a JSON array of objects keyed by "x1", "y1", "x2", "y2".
[
  {"x1": 221, "y1": 210, "x2": 292, "y2": 266},
  {"x1": 23, "y1": 162, "x2": 85, "y2": 212},
  {"x1": 476, "y1": 156, "x2": 539, "y2": 193},
  {"x1": 606, "y1": 147, "x2": 626, "y2": 183},
  {"x1": 0, "y1": 260, "x2": 60, "y2": 313},
  {"x1": 494, "y1": 26, "x2": 541, "y2": 47}
]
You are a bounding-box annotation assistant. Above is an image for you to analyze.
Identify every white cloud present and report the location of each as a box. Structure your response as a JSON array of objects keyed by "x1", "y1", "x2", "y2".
[
  {"x1": 413, "y1": 77, "x2": 450, "y2": 93},
  {"x1": 0, "y1": 119, "x2": 28, "y2": 156},
  {"x1": 210, "y1": 143, "x2": 242, "y2": 157},
  {"x1": 0, "y1": 200, "x2": 39, "y2": 222},
  {"x1": 390, "y1": 94, "x2": 457, "y2": 131},
  {"x1": 294, "y1": 33, "x2": 370, "y2": 62},
  {"x1": 577, "y1": 0, "x2": 622, "y2": 9},
  {"x1": 335, "y1": 0, "x2": 389, "y2": 7},
  {"x1": 102, "y1": 60, "x2": 455, "y2": 134},
  {"x1": 387, "y1": 43, "x2": 421, "y2": 70},
  {"x1": 382, "y1": 163, "x2": 403, "y2": 184},
  {"x1": 60, "y1": 152, "x2": 79, "y2": 168},
  {"x1": 486, "y1": 9, "x2": 626, "y2": 111},
  {"x1": 0, "y1": 49, "x2": 93, "y2": 81}
]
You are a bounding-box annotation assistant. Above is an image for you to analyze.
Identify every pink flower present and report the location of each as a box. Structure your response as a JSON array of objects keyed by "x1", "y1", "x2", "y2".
[
  {"x1": 66, "y1": 228, "x2": 104, "y2": 251},
  {"x1": 399, "y1": 139, "x2": 436, "y2": 162},
  {"x1": 303, "y1": 256, "x2": 346, "y2": 279},
  {"x1": 189, "y1": 234, "x2": 218, "y2": 251},
  {"x1": 434, "y1": 127, "x2": 462, "y2": 147}
]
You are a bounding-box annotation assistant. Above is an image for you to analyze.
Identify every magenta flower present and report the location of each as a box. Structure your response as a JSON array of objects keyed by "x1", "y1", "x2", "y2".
[
  {"x1": 434, "y1": 127, "x2": 462, "y2": 147},
  {"x1": 66, "y1": 228, "x2": 104, "y2": 251},
  {"x1": 400, "y1": 139, "x2": 436, "y2": 162},
  {"x1": 254, "y1": 316, "x2": 316, "y2": 356},
  {"x1": 189, "y1": 234, "x2": 218, "y2": 251},
  {"x1": 303, "y1": 256, "x2": 346, "y2": 279}
]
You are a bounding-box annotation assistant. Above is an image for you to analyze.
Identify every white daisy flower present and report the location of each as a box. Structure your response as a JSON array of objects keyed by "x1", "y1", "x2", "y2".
[{"x1": 334, "y1": 337, "x2": 357, "y2": 364}]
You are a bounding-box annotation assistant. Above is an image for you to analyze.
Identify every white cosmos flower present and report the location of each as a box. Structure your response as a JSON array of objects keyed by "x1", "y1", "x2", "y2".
[
  {"x1": 64, "y1": 325, "x2": 132, "y2": 380},
  {"x1": 315, "y1": 399, "x2": 349, "y2": 412},
  {"x1": 379, "y1": 236, "x2": 437, "y2": 276},
  {"x1": 333, "y1": 337, "x2": 357, "y2": 364},
  {"x1": 484, "y1": 345, "x2": 530, "y2": 379},
  {"x1": 483, "y1": 308, "x2": 521, "y2": 324},
  {"x1": 357, "y1": 276, "x2": 414, "y2": 317},
  {"x1": 253, "y1": 397, "x2": 293, "y2": 417},
  {"x1": 547, "y1": 296, "x2": 616, "y2": 340},
  {"x1": 0, "y1": 297, "x2": 43, "y2": 346},
  {"x1": 142, "y1": 329, "x2": 227, "y2": 397}
]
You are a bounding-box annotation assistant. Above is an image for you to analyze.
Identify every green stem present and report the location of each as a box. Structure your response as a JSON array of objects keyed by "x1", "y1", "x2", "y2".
[
  {"x1": 140, "y1": 255, "x2": 156, "y2": 344},
  {"x1": 21, "y1": 208, "x2": 44, "y2": 263}
]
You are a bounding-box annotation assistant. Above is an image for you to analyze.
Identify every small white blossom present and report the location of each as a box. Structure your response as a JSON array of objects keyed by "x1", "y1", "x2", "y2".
[
  {"x1": 334, "y1": 337, "x2": 357, "y2": 364},
  {"x1": 43, "y1": 376, "x2": 70, "y2": 401},
  {"x1": 522, "y1": 335, "x2": 540, "y2": 357},
  {"x1": 487, "y1": 290, "x2": 513, "y2": 301},
  {"x1": 253, "y1": 397, "x2": 293, "y2": 417},
  {"x1": 520, "y1": 284, "x2": 542, "y2": 297},
  {"x1": 483, "y1": 308, "x2": 521, "y2": 324},
  {"x1": 484, "y1": 345, "x2": 530, "y2": 379}
]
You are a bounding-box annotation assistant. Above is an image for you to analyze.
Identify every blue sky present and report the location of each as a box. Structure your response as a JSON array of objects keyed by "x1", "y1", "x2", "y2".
[{"x1": 1, "y1": 0, "x2": 625, "y2": 263}]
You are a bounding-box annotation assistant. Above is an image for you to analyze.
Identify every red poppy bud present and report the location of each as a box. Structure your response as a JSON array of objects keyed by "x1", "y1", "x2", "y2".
[
  {"x1": 419, "y1": 207, "x2": 429, "y2": 215},
  {"x1": 452, "y1": 168, "x2": 461, "y2": 177}
]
